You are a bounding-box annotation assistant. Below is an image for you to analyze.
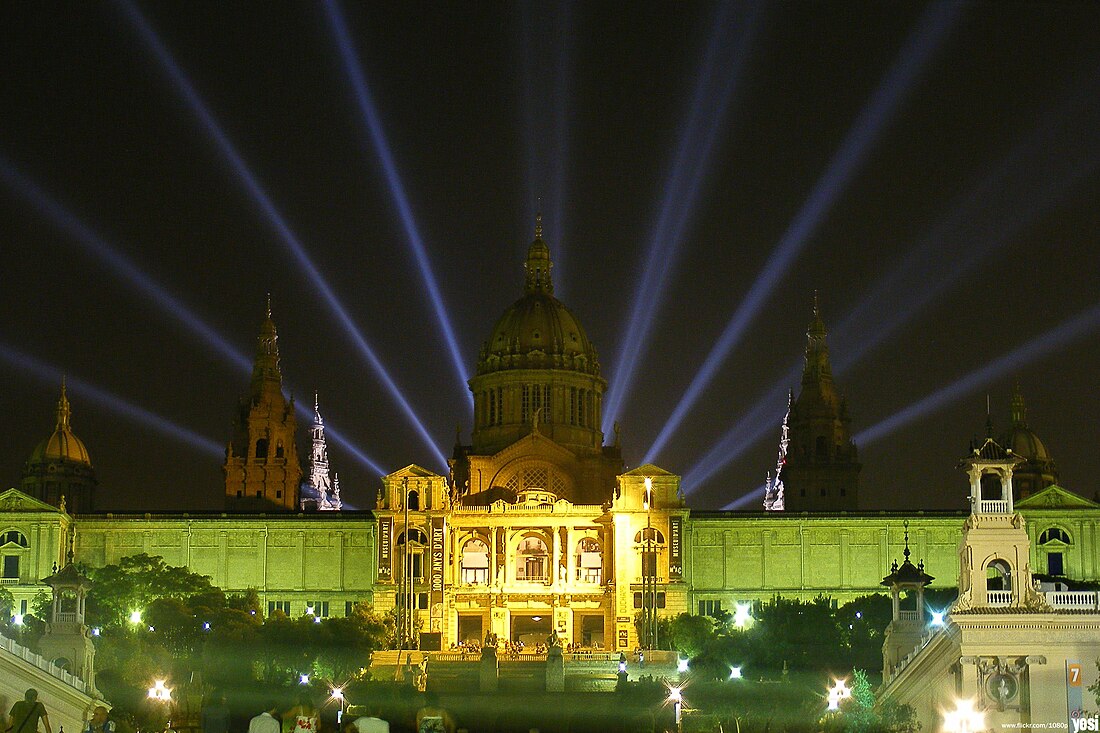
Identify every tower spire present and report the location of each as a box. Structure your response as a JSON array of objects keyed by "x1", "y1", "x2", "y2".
[
  {"x1": 1010, "y1": 381, "x2": 1027, "y2": 427},
  {"x1": 524, "y1": 214, "x2": 554, "y2": 295},
  {"x1": 764, "y1": 389, "x2": 792, "y2": 511},
  {"x1": 55, "y1": 377, "x2": 72, "y2": 430},
  {"x1": 802, "y1": 294, "x2": 831, "y2": 384}
]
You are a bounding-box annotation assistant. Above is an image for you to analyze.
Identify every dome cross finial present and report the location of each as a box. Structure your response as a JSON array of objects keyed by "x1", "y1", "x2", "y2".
[{"x1": 56, "y1": 378, "x2": 72, "y2": 431}]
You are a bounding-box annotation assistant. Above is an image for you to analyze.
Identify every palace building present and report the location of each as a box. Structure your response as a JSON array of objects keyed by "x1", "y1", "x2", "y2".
[{"x1": 3, "y1": 222, "x2": 1100, "y2": 665}]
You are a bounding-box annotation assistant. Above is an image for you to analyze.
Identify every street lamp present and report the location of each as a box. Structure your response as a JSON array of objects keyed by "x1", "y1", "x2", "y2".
[
  {"x1": 942, "y1": 698, "x2": 985, "y2": 733},
  {"x1": 930, "y1": 610, "x2": 946, "y2": 626},
  {"x1": 729, "y1": 666, "x2": 743, "y2": 680},
  {"x1": 667, "y1": 685, "x2": 683, "y2": 733},
  {"x1": 331, "y1": 687, "x2": 345, "y2": 725},
  {"x1": 299, "y1": 674, "x2": 310, "y2": 685},
  {"x1": 147, "y1": 679, "x2": 172, "y2": 702},
  {"x1": 733, "y1": 603, "x2": 752, "y2": 628},
  {"x1": 827, "y1": 678, "x2": 851, "y2": 711},
  {"x1": 129, "y1": 610, "x2": 143, "y2": 624},
  {"x1": 677, "y1": 657, "x2": 690, "y2": 673}
]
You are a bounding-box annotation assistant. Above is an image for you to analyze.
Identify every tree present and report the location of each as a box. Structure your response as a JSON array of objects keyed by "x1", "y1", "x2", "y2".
[{"x1": 83, "y1": 554, "x2": 216, "y2": 629}]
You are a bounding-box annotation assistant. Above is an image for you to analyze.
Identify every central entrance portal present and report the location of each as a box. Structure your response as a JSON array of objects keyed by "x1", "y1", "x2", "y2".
[
  {"x1": 457, "y1": 613, "x2": 483, "y2": 645},
  {"x1": 510, "y1": 613, "x2": 552, "y2": 645}
]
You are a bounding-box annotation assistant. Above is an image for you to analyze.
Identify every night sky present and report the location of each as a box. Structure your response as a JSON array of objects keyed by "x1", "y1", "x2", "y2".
[{"x1": 2, "y1": 2, "x2": 1099, "y2": 513}]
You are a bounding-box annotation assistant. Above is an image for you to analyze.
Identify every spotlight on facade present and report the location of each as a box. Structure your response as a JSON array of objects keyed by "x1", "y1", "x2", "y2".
[
  {"x1": 148, "y1": 626, "x2": 155, "y2": 632},
  {"x1": 677, "y1": 657, "x2": 690, "y2": 673},
  {"x1": 729, "y1": 666, "x2": 743, "y2": 680},
  {"x1": 619, "y1": 659, "x2": 628, "y2": 674},
  {"x1": 306, "y1": 605, "x2": 315, "y2": 616},
  {"x1": 826, "y1": 678, "x2": 851, "y2": 711},
  {"x1": 331, "y1": 687, "x2": 344, "y2": 701},
  {"x1": 129, "y1": 610, "x2": 142, "y2": 624},
  {"x1": 147, "y1": 680, "x2": 172, "y2": 702},
  {"x1": 313, "y1": 616, "x2": 322, "y2": 624},
  {"x1": 930, "y1": 610, "x2": 945, "y2": 626},
  {"x1": 12, "y1": 614, "x2": 24, "y2": 626},
  {"x1": 299, "y1": 674, "x2": 310, "y2": 685},
  {"x1": 667, "y1": 685, "x2": 683, "y2": 704},
  {"x1": 942, "y1": 698, "x2": 985, "y2": 733},
  {"x1": 202, "y1": 622, "x2": 211, "y2": 630},
  {"x1": 733, "y1": 603, "x2": 752, "y2": 628},
  {"x1": 92, "y1": 627, "x2": 101, "y2": 636}
]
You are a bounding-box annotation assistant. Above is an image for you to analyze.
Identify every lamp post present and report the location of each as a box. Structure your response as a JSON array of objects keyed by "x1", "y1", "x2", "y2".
[
  {"x1": 942, "y1": 698, "x2": 985, "y2": 733},
  {"x1": 668, "y1": 686, "x2": 683, "y2": 733},
  {"x1": 642, "y1": 477, "x2": 658, "y2": 649},
  {"x1": 827, "y1": 678, "x2": 851, "y2": 711},
  {"x1": 331, "y1": 687, "x2": 345, "y2": 725}
]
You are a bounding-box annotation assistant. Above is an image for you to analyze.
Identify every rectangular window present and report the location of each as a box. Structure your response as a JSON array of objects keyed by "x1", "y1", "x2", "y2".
[
  {"x1": 267, "y1": 600, "x2": 291, "y2": 616},
  {"x1": 345, "y1": 601, "x2": 355, "y2": 617},
  {"x1": 418, "y1": 592, "x2": 429, "y2": 610},
  {"x1": 307, "y1": 601, "x2": 330, "y2": 618},
  {"x1": 521, "y1": 385, "x2": 530, "y2": 423},
  {"x1": 2, "y1": 555, "x2": 18, "y2": 579},
  {"x1": 633, "y1": 591, "x2": 666, "y2": 609},
  {"x1": 20, "y1": 599, "x2": 28, "y2": 615},
  {"x1": 698, "y1": 600, "x2": 723, "y2": 617},
  {"x1": 1048, "y1": 552, "x2": 1064, "y2": 576},
  {"x1": 641, "y1": 551, "x2": 657, "y2": 577}
]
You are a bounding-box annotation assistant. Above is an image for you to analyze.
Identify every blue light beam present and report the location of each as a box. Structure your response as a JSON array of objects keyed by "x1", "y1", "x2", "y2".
[
  {"x1": 321, "y1": 0, "x2": 470, "y2": 409},
  {"x1": 115, "y1": 0, "x2": 448, "y2": 468},
  {"x1": 855, "y1": 301, "x2": 1100, "y2": 447},
  {"x1": 644, "y1": 2, "x2": 963, "y2": 463},
  {"x1": 683, "y1": 78, "x2": 1100, "y2": 497},
  {"x1": 0, "y1": 155, "x2": 387, "y2": 476},
  {"x1": 602, "y1": 1, "x2": 762, "y2": 436},
  {"x1": 723, "y1": 484, "x2": 767, "y2": 511},
  {"x1": 0, "y1": 341, "x2": 223, "y2": 457}
]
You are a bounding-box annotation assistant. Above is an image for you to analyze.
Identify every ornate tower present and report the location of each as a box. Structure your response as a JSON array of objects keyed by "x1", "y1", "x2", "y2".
[
  {"x1": 951, "y1": 437, "x2": 1047, "y2": 613},
  {"x1": 763, "y1": 390, "x2": 792, "y2": 511},
  {"x1": 782, "y1": 298, "x2": 860, "y2": 510},
  {"x1": 456, "y1": 217, "x2": 621, "y2": 505},
  {"x1": 37, "y1": 549, "x2": 98, "y2": 691},
  {"x1": 999, "y1": 384, "x2": 1059, "y2": 500},
  {"x1": 880, "y1": 521, "x2": 934, "y2": 678},
  {"x1": 302, "y1": 393, "x2": 341, "y2": 511},
  {"x1": 224, "y1": 302, "x2": 301, "y2": 511},
  {"x1": 22, "y1": 380, "x2": 97, "y2": 513}
]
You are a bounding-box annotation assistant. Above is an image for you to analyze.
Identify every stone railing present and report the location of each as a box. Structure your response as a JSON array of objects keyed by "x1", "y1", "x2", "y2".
[
  {"x1": 0, "y1": 632, "x2": 88, "y2": 693},
  {"x1": 55, "y1": 612, "x2": 79, "y2": 623},
  {"x1": 978, "y1": 500, "x2": 1009, "y2": 514},
  {"x1": 564, "y1": 651, "x2": 617, "y2": 662},
  {"x1": 0, "y1": 577, "x2": 20, "y2": 585},
  {"x1": 898, "y1": 610, "x2": 920, "y2": 621},
  {"x1": 986, "y1": 590, "x2": 1013, "y2": 606},
  {"x1": 1046, "y1": 591, "x2": 1099, "y2": 610}
]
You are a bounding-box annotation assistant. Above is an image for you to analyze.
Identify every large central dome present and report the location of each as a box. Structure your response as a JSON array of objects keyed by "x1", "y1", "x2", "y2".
[
  {"x1": 476, "y1": 226, "x2": 600, "y2": 377},
  {"x1": 465, "y1": 219, "x2": 611, "y2": 461}
]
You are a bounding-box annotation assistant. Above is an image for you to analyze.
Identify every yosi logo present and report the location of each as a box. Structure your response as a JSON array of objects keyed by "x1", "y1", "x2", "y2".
[{"x1": 1071, "y1": 712, "x2": 1100, "y2": 732}]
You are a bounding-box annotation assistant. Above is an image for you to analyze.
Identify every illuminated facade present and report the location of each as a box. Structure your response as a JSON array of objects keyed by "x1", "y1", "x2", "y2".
[{"x1": 2, "y1": 226, "x2": 1100, "y2": 664}]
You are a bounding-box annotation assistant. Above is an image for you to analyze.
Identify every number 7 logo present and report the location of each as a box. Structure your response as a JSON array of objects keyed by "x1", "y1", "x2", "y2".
[{"x1": 1069, "y1": 663, "x2": 1082, "y2": 686}]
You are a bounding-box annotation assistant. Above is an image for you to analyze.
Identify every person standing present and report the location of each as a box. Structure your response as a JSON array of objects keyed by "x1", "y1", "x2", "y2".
[
  {"x1": 414, "y1": 693, "x2": 453, "y2": 733},
  {"x1": 282, "y1": 693, "x2": 318, "y2": 733},
  {"x1": 84, "y1": 706, "x2": 114, "y2": 733},
  {"x1": 247, "y1": 702, "x2": 280, "y2": 733},
  {"x1": 200, "y1": 691, "x2": 230, "y2": 733},
  {"x1": 346, "y1": 705, "x2": 388, "y2": 733},
  {"x1": 8, "y1": 689, "x2": 51, "y2": 733}
]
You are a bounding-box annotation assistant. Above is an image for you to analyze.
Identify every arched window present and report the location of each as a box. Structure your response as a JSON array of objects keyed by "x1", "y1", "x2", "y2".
[
  {"x1": 633, "y1": 528, "x2": 665, "y2": 545},
  {"x1": 576, "y1": 537, "x2": 602, "y2": 583},
  {"x1": 460, "y1": 538, "x2": 490, "y2": 585},
  {"x1": 406, "y1": 490, "x2": 420, "y2": 511},
  {"x1": 986, "y1": 559, "x2": 1012, "y2": 592},
  {"x1": 1038, "y1": 527, "x2": 1071, "y2": 545},
  {"x1": 980, "y1": 473, "x2": 1002, "y2": 501},
  {"x1": 1, "y1": 530, "x2": 29, "y2": 548},
  {"x1": 516, "y1": 536, "x2": 549, "y2": 582},
  {"x1": 255, "y1": 438, "x2": 269, "y2": 459},
  {"x1": 275, "y1": 440, "x2": 284, "y2": 459}
]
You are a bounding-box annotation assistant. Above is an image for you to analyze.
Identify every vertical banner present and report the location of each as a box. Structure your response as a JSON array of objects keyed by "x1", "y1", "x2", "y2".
[
  {"x1": 378, "y1": 516, "x2": 392, "y2": 581},
  {"x1": 668, "y1": 516, "x2": 683, "y2": 581},
  {"x1": 431, "y1": 516, "x2": 445, "y2": 626}
]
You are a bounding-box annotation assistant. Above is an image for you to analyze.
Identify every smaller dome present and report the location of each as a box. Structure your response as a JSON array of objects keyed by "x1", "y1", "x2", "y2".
[
  {"x1": 1003, "y1": 425, "x2": 1051, "y2": 462},
  {"x1": 28, "y1": 383, "x2": 92, "y2": 467}
]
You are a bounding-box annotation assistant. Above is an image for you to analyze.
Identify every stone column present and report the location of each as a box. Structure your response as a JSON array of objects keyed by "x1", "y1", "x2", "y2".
[{"x1": 565, "y1": 528, "x2": 576, "y2": 585}]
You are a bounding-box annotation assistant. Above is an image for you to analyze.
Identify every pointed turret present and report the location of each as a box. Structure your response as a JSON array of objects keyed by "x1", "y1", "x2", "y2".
[
  {"x1": 303, "y1": 392, "x2": 340, "y2": 511},
  {"x1": 524, "y1": 212, "x2": 554, "y2": 295},
  {"x1": 224, "y1": 301, "x2": 301, "y2": 510},
  {"x1": 782, "y1": 296, "x2": 860, "y2": 510}
]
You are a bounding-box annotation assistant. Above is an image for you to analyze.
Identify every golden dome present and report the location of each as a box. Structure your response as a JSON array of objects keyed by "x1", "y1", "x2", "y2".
[
  {"x1": 476, "y1": 229, "x2": 600, "y2": 377},
  {"x1": 28, "y1": 382, "x2": 92, "y2": 467}
]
